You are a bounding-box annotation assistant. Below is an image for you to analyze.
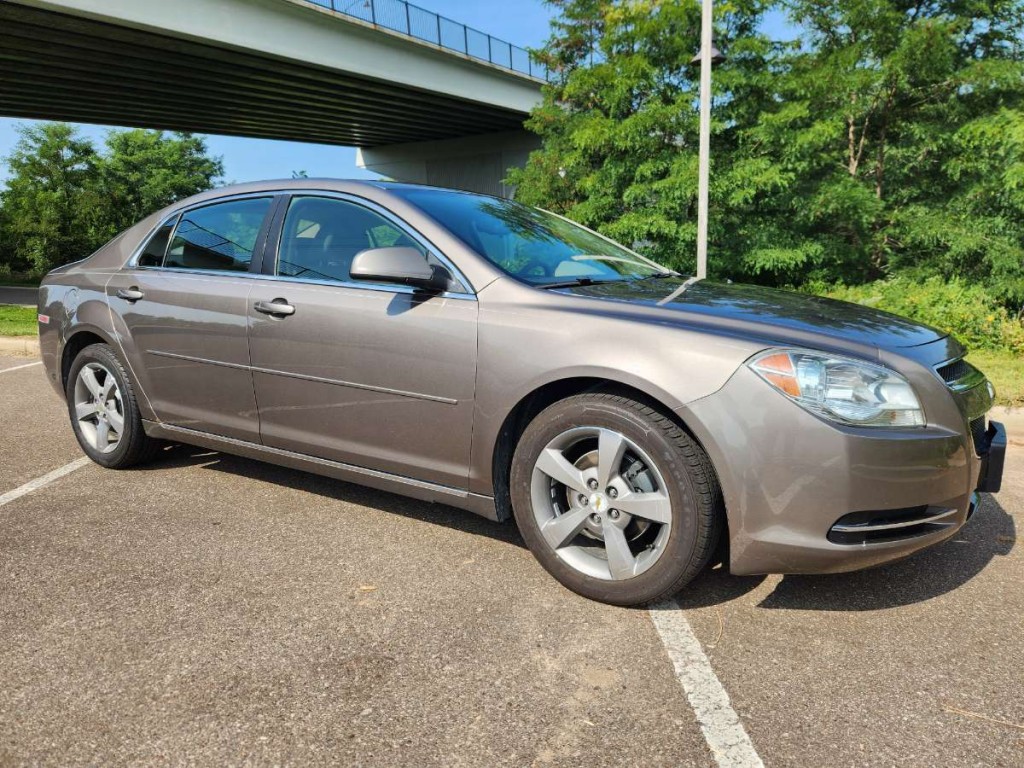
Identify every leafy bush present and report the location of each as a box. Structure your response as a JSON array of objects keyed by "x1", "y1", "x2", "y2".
[{"x1": 812, "y1": 276, "x2": 1024, "y2": 355}]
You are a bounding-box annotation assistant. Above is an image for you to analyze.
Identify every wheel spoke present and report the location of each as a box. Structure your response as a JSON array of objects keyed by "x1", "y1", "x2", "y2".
[
  {"x1": 540, "y1": 507, "x2": 592, "y2": 549},
  {"x1": 535, "y1": 448, "x2": 589, "y2": 494},
  {"x1": 74, "y1": 401, "x2": 95, "y2": 421},
  {"x1": 603, "y1": 523, "x2": 638, "y2": 580},
  {"x1": 80, "y1": 367, "x2": 103, "y2": 399},
  {"x1": 95, "y1": 419, "x2": 110, "y2": 447},
  {"x1": 597, "y1": 428, "x2": 628, "y2": 489},
  {"x1": 614, "y1": 490, "x2": 672, "y2": 525},
  {"x1": 100, "y1": 377, "x2": 115, "y2": 401},
  {"x1": 107, "y1": 409, "x2": 124, "y2": 434}
]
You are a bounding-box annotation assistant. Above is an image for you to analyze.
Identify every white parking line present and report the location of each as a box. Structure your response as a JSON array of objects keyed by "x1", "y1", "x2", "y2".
[
  {"x1": 0, "y1": 361, "x2": 42, "y2": 374},
  {"x1": 649, "y1": 600, "x2": 765, "y2": 768},
  {"x1": 0, "y1": 457, "x2": 91, "y2": 508}
]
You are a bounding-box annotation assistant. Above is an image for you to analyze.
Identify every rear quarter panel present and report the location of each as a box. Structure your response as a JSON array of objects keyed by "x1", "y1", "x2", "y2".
[{"x1": 38, "y1": 270, "x2": 116, "y2": 396}]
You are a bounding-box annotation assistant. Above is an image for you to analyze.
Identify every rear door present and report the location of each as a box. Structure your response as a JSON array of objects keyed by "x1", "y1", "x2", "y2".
[
  {"x1": 247, "y1": 193, "x2": 479, "y2": 489},
  {"x1": 106, "y1": 195, "x2": 276, "y2": 442}
]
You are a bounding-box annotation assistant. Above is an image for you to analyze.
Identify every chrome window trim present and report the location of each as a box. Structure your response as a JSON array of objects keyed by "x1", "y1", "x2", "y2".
[
  {"x1": 273, "y1": 190, "x2": 476, "y2": 297},
  {"x1": 243, "y1": 271, "x2": 475, "y2": 301},
  {"x1": 118, "y1": 263, "x2": 473, "y2": 301}
]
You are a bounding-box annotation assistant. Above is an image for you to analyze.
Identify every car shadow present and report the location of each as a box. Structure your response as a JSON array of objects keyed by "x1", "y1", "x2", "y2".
[
  {"x1": 142, "y1": 444, "x2": 1014, "y2": 611},
  {"x1": 141, "y1": 443, "x2": 526, "y2": 549}
]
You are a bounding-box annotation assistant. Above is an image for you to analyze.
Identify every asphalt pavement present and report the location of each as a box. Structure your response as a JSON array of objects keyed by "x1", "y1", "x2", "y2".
[
  {"x1": 0, "y1": 285, "x2": 36, "y2": 306},
  {"x1": 1, "y1": 354, "x2": 1021, "y2": 767}
]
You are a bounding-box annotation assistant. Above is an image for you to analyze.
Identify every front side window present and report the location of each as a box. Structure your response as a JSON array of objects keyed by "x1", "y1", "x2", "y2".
[
  {"x1": 276, "y1": 196, "x2": 426, "y2": 283},
  {"x1": 164, "y1": 197, "x2": 272, "y2": 272},
  {"x1": 390, "y1": 187, "x2": 670, "y2": 285}
]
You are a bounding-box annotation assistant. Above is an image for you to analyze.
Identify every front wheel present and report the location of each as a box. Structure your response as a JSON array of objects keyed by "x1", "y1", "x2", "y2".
[{"x1": 510, "y1": 392, "x2": 723, "y2": 606}]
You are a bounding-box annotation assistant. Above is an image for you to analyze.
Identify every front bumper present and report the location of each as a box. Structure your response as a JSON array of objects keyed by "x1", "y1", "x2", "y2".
[{"x1": 682, "y1": 366, "x2": 1002, "y2": 576}]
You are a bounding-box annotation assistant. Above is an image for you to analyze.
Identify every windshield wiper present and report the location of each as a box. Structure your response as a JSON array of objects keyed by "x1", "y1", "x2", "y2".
[
  {"x1": 536, "y1": 277, "x2": 619, "y2": 290},
  {"x1": 633, "y1": 272, "x2": 678, "y2": 281}
]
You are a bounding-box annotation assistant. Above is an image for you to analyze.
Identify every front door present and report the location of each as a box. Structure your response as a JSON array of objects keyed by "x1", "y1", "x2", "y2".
[
  {"x1": 247, "y1": 194, "x2": 478, "y2": 489},
  {"x1": 106, "y1": 195, "x2": 275, "y2": 442}
]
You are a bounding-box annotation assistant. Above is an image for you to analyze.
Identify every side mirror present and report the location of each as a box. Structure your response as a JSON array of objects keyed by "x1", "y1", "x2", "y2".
[{"x1": 350, "y1": 247, "x2": 451, "y2": 292}]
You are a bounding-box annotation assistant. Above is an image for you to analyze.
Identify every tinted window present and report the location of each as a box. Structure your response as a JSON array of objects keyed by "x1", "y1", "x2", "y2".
[
  {"x1": 137, "y1": 216, "x2": 177, "y2": 267},
  {"x1": 277, "y1": 197, "x2": 426, "y2": 283},
  {"x1": 165, "y1": 198, "x2": 272, "y2": 272},
  {"x1": 390, "y1": 187, "x2": 669, "y2": 285}
]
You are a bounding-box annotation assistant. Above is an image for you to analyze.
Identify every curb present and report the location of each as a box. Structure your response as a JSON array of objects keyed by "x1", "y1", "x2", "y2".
[{"x1": 0, "y1": 336, "x2": 40, "y2": 357}]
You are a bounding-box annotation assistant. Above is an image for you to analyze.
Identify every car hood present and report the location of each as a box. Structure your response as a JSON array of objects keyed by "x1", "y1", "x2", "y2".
[{"x1": 558, "y1": 278, "x2": 946, "y2": 350}]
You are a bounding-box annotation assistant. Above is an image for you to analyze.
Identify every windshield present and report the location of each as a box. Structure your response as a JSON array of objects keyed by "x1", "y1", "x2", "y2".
[{"x1": 389, "y1": 187, "x2": 672, "y2": 286}]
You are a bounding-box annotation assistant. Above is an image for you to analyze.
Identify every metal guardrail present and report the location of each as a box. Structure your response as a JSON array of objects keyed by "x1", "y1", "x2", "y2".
[{"x1": 301, "y1": 0, "x2": 550, "y2": 81}]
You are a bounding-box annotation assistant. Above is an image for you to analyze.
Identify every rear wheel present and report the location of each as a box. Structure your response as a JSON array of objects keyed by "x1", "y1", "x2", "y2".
[
  {"x1": 66, "y1": 343, "x2": 159, "y2": 468},
  {"x1": 510, "y1": 392, "x2": 722, "y2": 606}
]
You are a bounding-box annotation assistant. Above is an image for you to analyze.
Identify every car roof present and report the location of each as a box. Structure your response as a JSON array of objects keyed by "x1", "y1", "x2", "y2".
[{"x1": 175, "y1": 178, "x2": 497, "y2": 199}]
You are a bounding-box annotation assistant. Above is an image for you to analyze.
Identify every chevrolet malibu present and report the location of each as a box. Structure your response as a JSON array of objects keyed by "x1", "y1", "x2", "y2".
[{"x1": 38, "y1": 180, "x2": 1006, "y2": 606}]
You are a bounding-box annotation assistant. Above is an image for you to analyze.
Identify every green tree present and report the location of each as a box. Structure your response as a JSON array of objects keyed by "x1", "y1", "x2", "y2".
[
  {"x1": 0, "y1": 122, "x2": 99, "y2": 274},
  {"x1": 95, "y1": 129, "x2": 222, "y2": 238},
  {"x1": 742, "y1": 0, "x2": 1024, "y2": 298},
  {"x1": 508, "y1": 0, "x2": 776, "y2": 273},
  {"x1": 513, "y1": 0, "x2": 1024, "y2": 309}
]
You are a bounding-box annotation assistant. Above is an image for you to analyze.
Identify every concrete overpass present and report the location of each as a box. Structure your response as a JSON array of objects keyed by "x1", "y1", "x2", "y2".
[{"x1": 0, "y1": 0, "x2": 544, "y2": 195}]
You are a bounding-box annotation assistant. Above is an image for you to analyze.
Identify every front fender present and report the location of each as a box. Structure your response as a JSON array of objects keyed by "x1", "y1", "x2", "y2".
[{"x1": 469, "y1": 278, "x2": 762, "y2": 497}]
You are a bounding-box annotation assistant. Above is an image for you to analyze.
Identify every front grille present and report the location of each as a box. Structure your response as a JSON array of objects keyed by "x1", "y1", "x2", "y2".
[{"x1": 937, "y1": 358, "x2": 974, "y2": 384}]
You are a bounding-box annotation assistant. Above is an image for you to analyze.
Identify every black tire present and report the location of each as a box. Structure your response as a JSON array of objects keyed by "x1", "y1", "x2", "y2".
[
  {"x1": 66, "y1": 342, "x2": 160, "y2": 469},
  {"x1": 510, "y1": 391, "x2": 723, "y2": 606}
]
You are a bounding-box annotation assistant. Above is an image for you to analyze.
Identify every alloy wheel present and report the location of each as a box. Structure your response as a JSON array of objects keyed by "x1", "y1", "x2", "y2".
[
  {"x1": 529, "y1": 426, "x2": 673, "y2": 580},
  {"x1": 73, "y1": 362, "x2": 125, "y2": 454}
]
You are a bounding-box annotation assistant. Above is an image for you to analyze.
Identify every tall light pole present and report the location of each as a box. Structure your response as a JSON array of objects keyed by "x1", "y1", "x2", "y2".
[{"x1": 695, "y1": 0, "x2": 715, "y2": 280}]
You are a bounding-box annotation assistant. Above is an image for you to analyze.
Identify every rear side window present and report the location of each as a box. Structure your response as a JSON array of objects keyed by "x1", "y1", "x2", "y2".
[
  {"x1": 164, "y1": 197, "x2": 272, "y2": 272},
  {"x1": 137, "y1": 216, "x2": 177, "y2": 267},
  {"x1": 276, "y1": 196, "x2": 426, "y2": 283}
]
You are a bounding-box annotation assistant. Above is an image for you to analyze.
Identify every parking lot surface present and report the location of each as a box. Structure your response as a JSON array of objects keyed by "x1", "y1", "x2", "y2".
[{"x1": 1, "y1": 354, "x2": 1021, "y2": 767}]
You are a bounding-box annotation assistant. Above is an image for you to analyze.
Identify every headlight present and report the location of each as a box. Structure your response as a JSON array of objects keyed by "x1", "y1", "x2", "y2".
[{"x1": 748, "y1": 349, "x2": 925, "y2": 427}]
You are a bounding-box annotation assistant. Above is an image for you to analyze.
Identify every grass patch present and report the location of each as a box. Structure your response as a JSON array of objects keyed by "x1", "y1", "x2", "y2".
[
  {"x1": 966, "y1": 349, "x2": 1024, "y2": 409},
  {"x1": 0, "y1": 305, "x2": 37, "y2": 336}
]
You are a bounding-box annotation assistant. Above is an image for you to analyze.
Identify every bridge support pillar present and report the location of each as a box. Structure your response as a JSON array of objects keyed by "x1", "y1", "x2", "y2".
[{"x1": 356, "y1": 130, "x2": 539, "y2": 198}]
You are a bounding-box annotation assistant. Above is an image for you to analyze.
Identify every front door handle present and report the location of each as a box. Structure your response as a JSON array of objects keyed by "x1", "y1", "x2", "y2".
[
  {"x1": 117, "y1": 287, "x2": 145, "y2": 302},
  {"x1": 254, "y1": 299, "x2": 296, "y2": 317}
]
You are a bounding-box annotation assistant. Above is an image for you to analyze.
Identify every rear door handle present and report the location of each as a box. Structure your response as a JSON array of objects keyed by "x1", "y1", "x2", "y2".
[
  {"x1": 117, "y1": 287, "x2": 144, "y2": 302},
  {"x1": 254, "y1": 299, "x2": 296, "y2": 316}
]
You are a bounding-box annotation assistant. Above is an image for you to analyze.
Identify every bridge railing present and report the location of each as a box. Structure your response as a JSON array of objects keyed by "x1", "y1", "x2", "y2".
[{"x1": 302, "y1": 0, "x2": 550, "y2": 81}]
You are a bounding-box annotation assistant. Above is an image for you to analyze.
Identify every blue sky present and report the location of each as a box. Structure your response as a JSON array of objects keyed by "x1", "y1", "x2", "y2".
[{"x1": 0, "y1": 0, "x2": 792, "y2": 185}]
